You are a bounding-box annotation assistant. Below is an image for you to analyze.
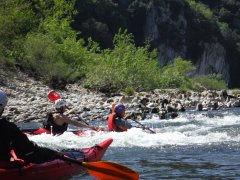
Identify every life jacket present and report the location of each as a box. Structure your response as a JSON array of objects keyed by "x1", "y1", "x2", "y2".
[
  {"x1": 108, "y1": 113, "x2": 117, "y2": 131},
  {"x1": 107, "y1": 113, "x2": 128, "y2": 132},
  {"x1": 0, "y1": 118, "x2": 57, "y2": 164},
  {"x1": 0, "y1": 118, "x2": 35, "y2": 162},
  {"x1": 43, "y1": 112, "x2": 68, "y2": 134},
  {"x1": 0, "y1": 118, "x2": 12, "y2": 161}
]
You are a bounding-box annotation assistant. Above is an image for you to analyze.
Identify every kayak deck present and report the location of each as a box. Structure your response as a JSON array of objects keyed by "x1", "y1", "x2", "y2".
[
  {"x1": 23, "y1": 127, "x2": 156, "y2": 136},
  {"x1": 0, "y1": 138, "x2": 113, "y2": 179},
  {"x1": 23, "y1": 127, "x2": 103, "y2": 136}
]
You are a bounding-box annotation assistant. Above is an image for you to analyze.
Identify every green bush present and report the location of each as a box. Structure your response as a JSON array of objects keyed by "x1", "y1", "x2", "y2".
[
  {"x1": 186, "y1": 0, "x2": 215, "y2": 22},
  {"x1": 160, "y1": 57, "x2": 195, "y2": 89},
  {"x1": 83, "y1": 29, "x2": 162, "y2": 92},
  {"x1": 0, "y1": 0, "x2": 38, "y2": 70},
  {"x1": 192, "y1": 74, "x2": 227, "y2": 90},
  {"x1": 21, "y1": 33, "x2": 77, "y2": 86},
  {"x1": 19, "y1": 3, "x2": 91, "y2": 87},
  {"x1": 231, "y1": 89, "x2": 240, "y2": 96},
  {"x1": 124, "y1": 86, "x2": 135, "y2": 96},
  {"x1": 217, "y1": 21, "x2": 232, "y2": 39},
  {"x1": 41, "y1": 18, "x2": 90, "y2": 79}
]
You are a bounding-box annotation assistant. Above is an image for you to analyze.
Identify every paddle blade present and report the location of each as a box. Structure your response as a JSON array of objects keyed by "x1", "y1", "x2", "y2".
[
  {"x1": 83, "y1": 161, "x2": 139, "y2": 180},
  {"x1": 111, "y1": 103, "x2": 116, "y2": 113},
  {"x1": 48, "y1": 90, "x2": 61, "y2": 103}
]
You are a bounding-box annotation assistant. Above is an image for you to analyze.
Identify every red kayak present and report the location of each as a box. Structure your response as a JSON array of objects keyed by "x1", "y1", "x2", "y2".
[
  {"x1": 22, "y1": 127, "x2": 106, "y2": 136},
  {"x1": 0, "y1": 138, "x2": 113, "y2": 179},
  {"x1": 22, "y1": 126, "x2": 156, "y2": 136}
]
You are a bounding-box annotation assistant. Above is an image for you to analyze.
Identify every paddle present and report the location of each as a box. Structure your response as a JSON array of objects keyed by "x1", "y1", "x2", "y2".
[
  {"x1": 48, "y1": 90, "x2": 61, "y2": 103},
  {"x1": 131, "y1": 117, "x2": 156, "y2": 134},
  {"x1": 71, "y1": 113, "x2": 103, "y2": 131},
  {"x1": 111, "y1": 103, "x2": 116, "y2": 113},
  {"x1": 73, "y1": 113, "x2": 90, "y2": 126},
  {"x1": 57, "y1": 154, "x2": 139, "y2": 180}
]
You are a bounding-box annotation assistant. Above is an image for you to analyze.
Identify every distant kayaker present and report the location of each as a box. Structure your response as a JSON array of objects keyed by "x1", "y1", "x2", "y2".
[
  {"x1": 107, "y1": 103, "x2": 133, "y2": 132},
  {"x1": 43, "y1": 98, "x2": 98, "y2": 134},
  {"x1": 0, "y1": 90, "x2": 58, "y2": 164}
]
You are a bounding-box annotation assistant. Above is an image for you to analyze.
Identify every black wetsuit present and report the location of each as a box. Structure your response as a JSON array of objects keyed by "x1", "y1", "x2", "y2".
[
  {"x1": 0, "y1": 118, "x2": 57, "y2": 164},
  {"x1": 43, "y1": 112, "x2": 68, "y2": 134}
]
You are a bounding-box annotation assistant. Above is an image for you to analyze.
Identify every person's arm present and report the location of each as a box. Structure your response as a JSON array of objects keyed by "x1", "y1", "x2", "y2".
[
  {"x1": 60, "y1": 114, "x2": 96, "y2": 130},
  {"x1": 115, "y1": 117, "x2": 132, "y2": 129},
  {"x1": 65, "y1": 109, "x2": 76, "y2": 116},
  {"x1": 68, "y1": 118, "x2": 95, "y2": 129}
]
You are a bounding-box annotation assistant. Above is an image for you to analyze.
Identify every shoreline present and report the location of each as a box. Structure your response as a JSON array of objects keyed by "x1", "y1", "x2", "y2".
[{"x1": 1, "y1": 72, "x2": 240, "y2": 124}]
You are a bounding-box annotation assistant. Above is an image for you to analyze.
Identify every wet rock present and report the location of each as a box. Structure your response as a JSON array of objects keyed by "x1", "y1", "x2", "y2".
[
  {"x1": 1, "y1": 72, "x2": 240, "y2": 122},
  {"x1": 196, "y1": 103, "x2": 203, "y2": 111}
]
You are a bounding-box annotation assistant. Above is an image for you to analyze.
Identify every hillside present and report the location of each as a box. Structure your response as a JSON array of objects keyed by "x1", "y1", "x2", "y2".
[
  {"x1": 0, "y1": 0, "x2": 239, "y2": 91},
  {"x1": 72, "y1": 0, "x2": 240, "y2": 87}
]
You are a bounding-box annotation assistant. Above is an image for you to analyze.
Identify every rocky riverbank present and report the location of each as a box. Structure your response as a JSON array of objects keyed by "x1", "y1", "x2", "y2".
[{"x1": 1, "y1": 72, "x2": 240, "y2": 124}]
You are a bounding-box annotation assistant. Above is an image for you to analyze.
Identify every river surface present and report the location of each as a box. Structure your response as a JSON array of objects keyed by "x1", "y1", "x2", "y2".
[{"x1": 22, "y1": 108, "x2": 240, "y2": 179}]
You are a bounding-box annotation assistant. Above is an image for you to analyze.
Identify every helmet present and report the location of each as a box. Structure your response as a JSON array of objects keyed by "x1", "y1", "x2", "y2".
[
  {"x1": 55, "y1": 98, "x2": 66, "y2": 109},
  {"x1": 114, "y1": 104, "x2": 125, "y2": 114},
  {"x1": 0, "y1": 90, "x2": 8, "y2": 108}
]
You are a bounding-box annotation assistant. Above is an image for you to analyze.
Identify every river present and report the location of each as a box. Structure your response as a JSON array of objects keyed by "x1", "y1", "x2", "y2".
[{"x1": 24, "y1": 107, "x2": 240, "y2": 179}]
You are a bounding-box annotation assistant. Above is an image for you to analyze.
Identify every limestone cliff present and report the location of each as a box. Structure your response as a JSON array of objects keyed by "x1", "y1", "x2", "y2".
[{"x1": 73, "y1": 0, "x2": 240, "y2": 87}]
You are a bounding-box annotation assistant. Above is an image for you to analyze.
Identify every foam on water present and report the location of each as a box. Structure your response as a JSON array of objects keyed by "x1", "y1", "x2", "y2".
[{"x1": 28, "y1": 108, "x2": 240, "y2": 149}]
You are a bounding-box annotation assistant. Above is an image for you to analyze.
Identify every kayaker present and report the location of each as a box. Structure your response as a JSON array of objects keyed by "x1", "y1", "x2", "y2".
[
  {"x1": 0, "y1": 90, "x2": 58, "y2": 164},
  {"x1": 43, "y1": 98, "x2": 98, "y2": 134},
  {"x1": 107, "y1": 103, "x2": 133, "y2": 132}
]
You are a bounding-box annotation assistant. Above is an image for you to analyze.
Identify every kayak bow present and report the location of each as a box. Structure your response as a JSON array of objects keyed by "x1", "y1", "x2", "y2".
[{"x1": 0, "y1": 138, "x2": 113, "y2": 179}]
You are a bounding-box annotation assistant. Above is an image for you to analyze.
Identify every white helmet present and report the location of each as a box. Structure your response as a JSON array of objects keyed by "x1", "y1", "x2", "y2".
[
  {"x1": 0, "y1": 90, "x2": 8, "y2": 108},
  {"x1": 55, "y1": 98, "x2": 66, "y2": 109}
]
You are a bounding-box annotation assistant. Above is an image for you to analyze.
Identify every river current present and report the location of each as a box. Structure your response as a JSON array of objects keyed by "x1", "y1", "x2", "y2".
[{"x1": 23, "y1": 107, "x2": 240, "y2": 179}]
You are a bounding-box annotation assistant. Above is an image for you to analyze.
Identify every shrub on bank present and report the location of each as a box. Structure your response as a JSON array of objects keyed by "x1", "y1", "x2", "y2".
[
  {"x1": 192, "y1": 74, "x2": 227, "y2": 90},
  {"x1": 83, "y1": 29, "x2": 162, "y2": 92},
  {"x1": 159, "y1": 57, "x2": 196, "y2": 90}
]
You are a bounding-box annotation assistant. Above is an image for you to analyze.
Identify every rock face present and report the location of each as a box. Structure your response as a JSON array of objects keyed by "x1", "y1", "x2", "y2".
[
  {"x1": 144, "y1": 1, "x2": 187, "y2": 65},
  {"x1": 196, "y1": 42, "x2": 229, "y2": 84},
  {"x1": 140, "y1": 0, "x2": 239, "y2": 87}
]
